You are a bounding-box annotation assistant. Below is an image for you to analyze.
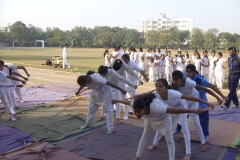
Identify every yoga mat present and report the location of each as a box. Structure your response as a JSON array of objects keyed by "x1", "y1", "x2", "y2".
[
  {"x1": 209, "y1": 106, "x2": 240, "y2": 123},
  {"x1": 0, "y1": 105, "x2": 99, "y2": 140},
  {"x1": 56, "y1": 123, "x2": 226, "y2": 160},
  {"x1": 0, "y1": 142, "x2": 88, "y2": 160},
  {"x1": 0, "y1": 123, "x2": 34, "y2": 154}
]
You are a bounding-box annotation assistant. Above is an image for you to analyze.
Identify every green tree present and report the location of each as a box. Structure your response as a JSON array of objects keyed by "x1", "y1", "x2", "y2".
[
  {"x1": 0, "y1": 32, "x2": 7, "y2": 42},
  {"x1": 204, "y1": 28, "x2": 218, "y2": 49},
  {"x1": 10, "y1": 21, "x2": 30, "y2": 46},
  {"x1": 189, "y1": 28, "x2": 204, "y2": 50},
  {"x1": 218, "y1": 32, "x2": 235, "y2": 49},
  {"x1": 145, "y1": 30, "x2": 161, "y2": 47},
  {"x1": 93, "y1": 31, "x2": 114, "y2": 48}
]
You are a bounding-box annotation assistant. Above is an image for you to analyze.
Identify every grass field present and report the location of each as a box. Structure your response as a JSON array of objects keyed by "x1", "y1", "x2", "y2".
[{"x1": 0, "y1": 47, "x2": 231, "y2": 88}]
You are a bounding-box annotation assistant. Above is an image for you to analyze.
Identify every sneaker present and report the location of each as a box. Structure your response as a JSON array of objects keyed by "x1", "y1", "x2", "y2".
[
  {"x1": 9, "y1": 117, "x2": 17, "y2": 121},
  {"x1": 123, "y1": 116, "x2": 128, "y2": 120},
  {"x1": 80, "y1": 124, "x2": 90, "y2": 130},
  {"x1": 11, "y1": 108, "x2": 16, "y2": 115},
  {"x1": 232, "y1": 104, "x2": 239, "y2": 108},
  {"x1": 20, "y1": 100, "x2": 25, "y2": 103},
  {"x1": 173, "y1": 130, "x2": 180, "y2": 135},
  {"x1": 106, "y1": 129, "x2": 113, "y2": 135},
  {"x1": 204, "y1": 136, "x2": 209, "y2": 142},
  {"x1": 220, "y1": 104, "x2": 229, "y2": 110}
]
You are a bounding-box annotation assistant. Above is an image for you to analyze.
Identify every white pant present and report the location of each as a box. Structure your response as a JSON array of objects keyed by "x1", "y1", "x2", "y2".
[
  {"x1": 209, "y1": 69, "x2": 215, "y2": 85},
  {"x1": 63, "y1": 58, "x2": 70, "y2": 68},
  {"x1": 215, "y1": 70, "x2": 225, "y2": 89},
  {"x1": 166, "y1": 73, "x2": 172, "y2": 84},
  {"x1": 3, "y1": 88, "x2": 15, "y2": 114},
  {"x1": 86, "y1": 103, "x2": 114, "y2": 130},
  {"x1": 0, "y1": 89, "x2": 12, "y2": 114},
  {"x1": 154, "y1": 113, "x2": 191, "y2": 154},
  {"x1": 101, "y1": 88, "x2": 121, "y2": 119},
  {"x1": 12, "y1": 80, "x2": 23, "y2": 101},
  {"x1": 125, "y1": 89, "x2": 135, "y2": 116}
]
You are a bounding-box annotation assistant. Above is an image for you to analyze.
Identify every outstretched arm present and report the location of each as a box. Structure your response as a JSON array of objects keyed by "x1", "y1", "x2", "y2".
[
  {"x1": 106, "y1": 81, "x2": 126, "y2": 95},
  {"x1": 166, "y1": 107, "x2": 203, "y2": 115},
  {"x1": 181, "y1": 94, "x2": 215, "y2": 108},
  {"x1": 7, "y1": 76, "x2": 26, "y2": 85},
  {"x1": 17, "y1": 66, "x2": 30, "y2": 77},
  {"x1": 12, "y1": 72, "x2": 28, "y2": 81},
  {"x1": 208, "y1": 84, "x2": 227, "y2": 101},
  {"x1": 112, "y1": 99, "x2": 131, "y2": 106},
  {"x1": 75, "y1": 86, "x2": 85, "y2": 96}
]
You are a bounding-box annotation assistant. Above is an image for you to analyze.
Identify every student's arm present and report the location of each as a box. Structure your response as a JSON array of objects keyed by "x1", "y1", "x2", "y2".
[
  {"x1": 106, "y1": 81, "x2": 126, "y2": 95},
  {"x1": 166, "y1": 107, "x2": 203, "y2": 114},
  {"x1": 17, "y1": 66, "x2": 30, "y2": 77},
  {"x1": 208, "y1": 84, "x2": 227, "y2": 101},
  {"x1": 181, "y1": 94, "x2": 215, "y2": 108},
  {"x1": 75, "y1": 86, "x2": 85, "y2": 96},
  {"x1": 7, "y1": 76, "x2": 26, "y2": 84},
  {"x1": 112, "y1": 71, "x2": 137, "y2": 89},
  {"x1": 111, "y1": 53, "x2": 119, "y2": 58},
  {"x1": 134, "y1": 90, "x2": 155, "y2": 99},
  {"x1": 140, "y1": 70, "x2": 149, "y2": 82},
  {"x1": 112, "y1": 99, "x2": 131, "y2": 106},
  {"x1": 195, "y1": 84, "x2": 223, "y2": 104},
  {"x1": 124, "y1": 62, "x2": 143, "y2": 84},
  {"x1": 12, "y1": 72, "x2": 28, "y2": 81},
  {"x1": 0, "y1": 84, "x2": 23, "y2": 88}
]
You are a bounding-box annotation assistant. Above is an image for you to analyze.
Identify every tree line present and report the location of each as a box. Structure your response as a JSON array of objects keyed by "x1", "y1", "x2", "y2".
[{"x1": 0, "y1": 21, "x2": 239, "y2": 50}]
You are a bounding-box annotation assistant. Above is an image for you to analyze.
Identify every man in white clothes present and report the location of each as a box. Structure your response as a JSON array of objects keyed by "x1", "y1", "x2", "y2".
[
  {"x1": 208, "y1": 50, "x2": 218, "y2": 84},
  {"x1": 62, "y1": 44, "x2": 71, "y2": 69},
  {"x1": 121, "y1": 54, "x2": 149, "y2": 119}
]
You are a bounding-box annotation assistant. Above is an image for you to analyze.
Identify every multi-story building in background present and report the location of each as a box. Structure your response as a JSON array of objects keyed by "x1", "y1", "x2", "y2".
[{"x1": 141, "y1": 13, "x2": 193, "y2": 33}]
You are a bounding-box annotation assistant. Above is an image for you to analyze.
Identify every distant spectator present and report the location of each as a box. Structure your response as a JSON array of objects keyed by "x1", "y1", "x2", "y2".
[{"x1": 62, "y1": 44, "x2": 71, "y2": 69}]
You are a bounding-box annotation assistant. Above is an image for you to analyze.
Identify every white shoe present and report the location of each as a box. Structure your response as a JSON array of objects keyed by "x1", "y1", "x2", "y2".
[
  {"x1": 11, "y1": 109, "x2": 16, "y2": 115},
  {"x1": 80, "y1": 124, "x2": 90, "y2": 130},
  {"x1": 20, "y1": 100, "x2": 25, "y2": 103},
  {"x1": 123, "y1": 116, "x2": 128, "y2": 120},
  {"x1": 220, "y1": 104, "x2": 228, "y2": 110},
  {"x1": 232, "y1": 104, "x2": 239, "y2": 108},
  {"x1": 106, "y1": 129, "x2": 113, "y2": 135}
]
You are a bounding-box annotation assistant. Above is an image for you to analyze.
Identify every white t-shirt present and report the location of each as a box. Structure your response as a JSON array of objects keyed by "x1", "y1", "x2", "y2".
[
  {"x1": 201, "y1": 56, "x2": 209, "y2": 75},
  {"x1": 194, "y1": 59, "x2": 202, "y2": 73},
  {"x1": 118, "y1": 50, "x2": 124, "y2": 59},
  {"x1": 111, "y1": 51, "x2": 119, "y2": 63},
  {"x1": 1, "y1": 67, "x2": 12, "y2": 85},
  {"x1": 62, "y1": 47, "x2": 68, "y2": 59},
  {"x1": 178, "y1": 77, "x2": 198, "y2": 96},
  {"x1": 215, "y1": 58, "x2": 226, "y2": 72},
  {"x1": 209, "y1": 56, "x2": 218, "y2": 70},
  {"x1": 154, "y1": 89, "x2": 182, "y2": 105}
]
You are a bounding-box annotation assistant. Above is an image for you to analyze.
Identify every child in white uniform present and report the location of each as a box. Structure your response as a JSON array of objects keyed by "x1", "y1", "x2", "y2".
[
  {"x1": 112, "y1": 94, "x2": 203, "y2": 160},
  {"x1": 153, "y1": 56, "x2": 161, "y2": 80},
  {"x1": 214, "y1": 52, "x2": 227, "y2": 90},
  {"x1": 165, "y1": 51, "x2": 174, "y2": 84},
  {"x1": 98, "y1": 66, "x2": 136, "y2": 122},
  {"x1": 159, "y1": 56, "x2": 165, "y2": 78},
  {"x1": 208, "y1": 50, "x2": 218, "y2": 85},
  {"x1": 146, "y1": 57, "x2": 156, "y2": 82},
  {"x1": 176, "y1": 51, "x2": 185, "y2": 72},
  {"x1": 103, "y1": 50, "x2": 111, "y2": 67},
  {"x1": 184, "y1": 54, "x2": 191, "y2": 69},
  {"x1": 75, "y1": 71, "x2": 126, "y2": 134},
  {"x1": 5, "y1": 63, "x2": 30, "y2": 103},
  {"x1": 171, "y1": 70, "x2": 223, "y2": 151},
  {"x1": 138, "y1": 57, "x2": 147, "y2": 81},
  {"x1": 201, "y1": 50, "x2": 209, "y2": 80},
  {"x1": 194, "y1": 53, "x2": 202, "y2": 73}
]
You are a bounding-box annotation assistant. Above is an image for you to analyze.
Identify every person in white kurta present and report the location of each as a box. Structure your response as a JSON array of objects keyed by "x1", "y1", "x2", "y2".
[
  {"x1": 176, "y1": 55, "x2": 185, "y2": 72},
  {"x1": 153, "y1": 56, "x2": 161, "y2": 80},
  {"x1": 214, "y1": 52, "x2": 227, "y2": 90},
  {"x1": 138, "y1": 57, "x2": 147, "y2": 81},
  {"x1": 110, "y1": 47, "x2": 119, "y2": 63},
  {"x1": 192, "y1": 50, "x2": 197, "y2": 64},
  {"x1": 104, "y1": 50, "x2": 111, "y2": 67},
  {"x1": 208, "y1": 51, "x2": 218, "y2": 85},
  {"x1": 184, "y1": 54, "x2": 191, "y2": 69},
  {"x1": 201, "y1": 51, "x2": 209, "y2": 80},
  {"x1": 76, "y1": 72, "x2": 126, "y2": 134},
  {"x1": 5, "y1": 63, "x2": 30, "y2": 103},
  {"x1": 98, "y1": 66, "x2": 136, "y2": 122},
  {"x1": 147, "y1": 58, "x2": 156, "y2": 82},
  {"x1": 194, "y1": 53, "x2": 202, "y2": 73},
  {"x1": 165, "y1": 52, "x2": 174, "y2": 84},
  {"x1": 159, "y1": 56, "x2": 165, "y2": 78},
  {"x1": 62, "y1": 44, "x2": 71, "y2": 69}
]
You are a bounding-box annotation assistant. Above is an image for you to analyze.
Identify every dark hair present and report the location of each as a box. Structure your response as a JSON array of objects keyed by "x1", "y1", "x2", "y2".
[
  {"x1": 218, "y1": 52, "x2": 222, "y2": 57},
  {"x1": 177, "y1": 51, "x2": 181, "y2": 54},
  {"x1": 186, "y1": 53, "x2": 189, "y2": 57},
  {"x1": 65, "y1": 44, "x2": 68, "y2": 46},
  {"x1": 77, "y1": 70, "x2": 95, "y2": 86},
  {"x1": 113, "y1": 59, "x2": 122, "y2": 70},
  {"x1": 98, "y1": 65, "x2": 108, "y2": 75},
  {"x1": 155, "y1": 78, "x2": 173, "y2": 89},
  {"x1": 186, "y1": 64, "x2": 196, "y2": 73},
  {"x1": 196, "y1": 52, "x2": 200, "y2": 58},
  {"x1": 172, "y1": 70, "x2": 183, "y2": 79},
  {"x1": 0, "y1": 60, "x2": 12, "y2": 76},
  {"x1": 133, "y1": 93, "x2": 156, "y2": 112},
  {"x1": 139, "y1": 47, "x2": 143, "y2": 52},
  {"x1": 122, "y1": 53, "x2": 130, "y2": 61},
  {"x1": 103, "y1": 50, "x2": 108, "y2": 57},
  {"x1": 211, "y1": 50, "x2": 215, "y2": 53}
]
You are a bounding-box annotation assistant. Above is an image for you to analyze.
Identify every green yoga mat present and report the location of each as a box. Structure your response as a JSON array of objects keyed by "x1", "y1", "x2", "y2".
[{"x1": 0, "y1": 105, "x2": 105, "y2": 141}]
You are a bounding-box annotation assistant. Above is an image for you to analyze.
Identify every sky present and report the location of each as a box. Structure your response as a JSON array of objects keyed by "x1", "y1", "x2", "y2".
[{"x1": 0, "y1": 0, "x2": 240, "y2": 34}]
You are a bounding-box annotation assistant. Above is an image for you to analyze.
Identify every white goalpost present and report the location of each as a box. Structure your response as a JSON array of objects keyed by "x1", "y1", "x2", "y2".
[{"x1": 35, "y1": 40, "x2": 44, "y2": 48}]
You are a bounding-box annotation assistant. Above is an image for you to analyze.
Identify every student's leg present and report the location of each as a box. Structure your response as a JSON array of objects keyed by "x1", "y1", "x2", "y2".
[
  {"x1": 148, "y1": 131, "x2": 163, "y2": 151},
  {"x1": 180, "y1": 113, "x2": 191, "y2": 156},
  {"x1": 165, "y1": 117, "x2": 175, "y2": 160},
  {"x1": 10, "y1": 88, "x2": 18, "y2": 108},
  {"x1": 4, "y1": 89, "x2": 15, "y2": 114},
  {"x1": 224, "y1": 74, "x2": 240, "y2": 107},
  {"x1": 104, "y1": 103, "x2": 114, "y2": 134},
  {"x1": 199, "y1": 110, "x2": 209, "y2": 140},
  {"x1": 112, "y1": 88, "x2": 121, "y2": 120},
  {"x1": 124, "y1": 91, "x2": 131, "y2": 120},
  {"x1": 0, "y1": 90, "x2": 16, "y2": 121},
  {"x1": 129, "y1": 89, "x2": 136, "y2": 113},
  {"x1": 81, "y1": 103, "x2": 100, "y2": 129}
]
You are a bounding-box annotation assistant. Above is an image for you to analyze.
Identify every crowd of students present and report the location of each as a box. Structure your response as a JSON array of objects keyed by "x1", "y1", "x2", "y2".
[{"x1": 75, "y1": 46, "x2": 239, "y2": 160}]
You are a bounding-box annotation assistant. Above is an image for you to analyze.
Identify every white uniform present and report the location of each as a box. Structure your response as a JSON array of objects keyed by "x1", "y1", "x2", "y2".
[
  {"x1": 101, "y1": 69, "x2": 135, "y2": 119},
  {"x1": 159, "y1": 59, "x2": 165, "y2": 78},
  {"x1": 110, "y1": 51, "x2": 119, "y2": 63},
  {"x1": 184, "y1": 58, "x2": 191, "y2": 69},
  {"x1": 154, "y1": 59, "x2": 160, "y2": 80},
  {"x1": 138, "y1": 61, "x2": 146, "y2": 81},
  {"x1": 177, "y1": 78, "x2": 205, "y2": 144},
  {"x1": 165, "y1": 56, "x2": 173, "y2": 83},
  {"x1": 118, "y1": 50, "x2": 124, "y2": 59},
  {"x1": 62, "y1": 47, "x2": 70, "y2": 68},
  {"x1": 136, "y1": 98, "x2": 175, "y2": 160},
  {"x1": 0, "y1": 73, "x2": 15, "y2": 114},
  {"x1": 201, "y1": 56, "x2": 209, "y2": 80},
  {"x1": 176, "y1": 56, "x2": 185, "y2": 72},
  {"x1": 104, "y1": 54, "x2": 110, "y2": 67},
  {"x1": 84, "y1": 73, "x2": 114, "y2": 131},
  {"x1": 134, "y1": 52, "x2": 139, "y2": 65},
  {"x1": 215, "y1": 58, "x2": 226, "y2": 90},
  {"x1": 5, "y1": 63, "x2": 24, "y2": 102},
  {"x1": 125, "y1": 60, "x2": 143, "y2": 114},
  {"x1": 153, "y1": 90, "x2": 191, "y2": 155},
  {"x1": 192, "y1": 55, "x2": 196, "y2": 64},
  {"x1": 208, "y1": 56, "x2": 218, "y2": 85},
  {"x1": 138, "y1": 52, "x2": 145, "y2": 60},
  {"x1": 194, "y1": 59, "x2": 202, "y2": 73},
  {"x1": 148, "y1": 62, "x2": 155, "y2": 82}
]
